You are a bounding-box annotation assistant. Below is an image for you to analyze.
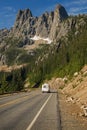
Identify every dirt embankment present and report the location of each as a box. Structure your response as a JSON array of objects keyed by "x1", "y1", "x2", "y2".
[
  {"x1": 47, "y1": 65, "x2": 87, "y2": 117},
  {"x1": 46, "y1": 66, "x2": 87, "y2": 129},
  {"x1": 0, "y1": 64, "x2": 27, "y2": 72},
  {"x1": 58, "y1": 91, "x2": 87, "y2": 130},
  {"x1": 62, "y1": 65, "x2": 87, "y2": 115}
]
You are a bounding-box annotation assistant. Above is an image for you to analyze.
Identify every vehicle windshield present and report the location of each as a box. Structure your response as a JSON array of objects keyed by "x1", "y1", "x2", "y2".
[{"x1": 43, "y1": 85, "x2": 47, "y2": 88}]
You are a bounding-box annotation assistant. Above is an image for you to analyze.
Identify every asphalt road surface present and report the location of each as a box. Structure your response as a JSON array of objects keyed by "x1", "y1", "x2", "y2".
[{"x1": 0, "y1": 90, "x2": 61, "y2": 130}]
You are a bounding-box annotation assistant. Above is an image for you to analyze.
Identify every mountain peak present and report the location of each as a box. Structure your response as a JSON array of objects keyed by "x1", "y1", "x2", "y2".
[
  {"x1": 16, "y1": 8, "x2": 32, "y2": 22},
  {"x1": 55, "y1": 4, "x2": 63, "y2": 9},
  {"x1": 55, "y1": 4, "x2": 68, "y2": 21}
]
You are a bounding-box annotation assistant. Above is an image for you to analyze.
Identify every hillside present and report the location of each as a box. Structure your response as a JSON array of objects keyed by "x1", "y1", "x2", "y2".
[
  {"x1": 63, "y1": 65, "x2": 87, "y2": 109},
  {"x1": 0, "y1": 4, "x2": 87, "y2": 95},
  {"x1": 47, "y1": 65, "x2": 87, "y2": 117}
]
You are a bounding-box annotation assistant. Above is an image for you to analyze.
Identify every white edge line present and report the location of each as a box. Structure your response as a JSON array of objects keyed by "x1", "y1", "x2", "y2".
[{"x1": 26, "y1": 94, "x2": 52, "y2": 130}]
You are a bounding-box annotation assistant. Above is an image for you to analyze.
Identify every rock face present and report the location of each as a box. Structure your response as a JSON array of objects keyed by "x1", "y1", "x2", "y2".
[
  {"x1": 55, "y1": 4, "x2": 68, "y2": 21},
  {"x1": 0, "y1": 29, "x2": 9, "y2": 41},
  {"x1": 16, "y1": 9, "x2": 32, "y2": 21},
  {"x1": 0, "y1": 54, "x2": 7, "y2": 65},
  {"x1": 13, "y1": 8, "x2": 37, "y2": 37},
  {"x1": 50, "y1": 4, "x2": 68, "y2": 40},
  {"x1": 13, "y1": 4, "x2": 68, "y2": 40}
]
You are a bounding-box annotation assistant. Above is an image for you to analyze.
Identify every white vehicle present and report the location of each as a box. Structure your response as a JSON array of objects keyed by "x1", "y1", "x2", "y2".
[{"x1": 42, "y1": 83, "x2": 50, "y2": 93}]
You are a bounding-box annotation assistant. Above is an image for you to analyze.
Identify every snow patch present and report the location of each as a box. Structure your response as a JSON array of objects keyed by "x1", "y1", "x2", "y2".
[{"x1": 30, "y1": 35, "x2": 52, "y2": 44}]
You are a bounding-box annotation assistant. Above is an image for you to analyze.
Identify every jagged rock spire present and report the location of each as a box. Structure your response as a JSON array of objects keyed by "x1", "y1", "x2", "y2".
[
  {"x1": 13, "y1": 4, "x2": 68, "y2": 39},
  {"x1": 16, "y1": 9, "x2": 32, "y2": 22},
  {"x1": 54, "y1": 4, "x2": 68, "y2": 21}
]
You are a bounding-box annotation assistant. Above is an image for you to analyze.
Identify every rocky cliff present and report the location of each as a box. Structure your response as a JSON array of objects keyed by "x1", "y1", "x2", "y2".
[{"x1": 12, "y1": 4, "x2": 68, "y2": 40}]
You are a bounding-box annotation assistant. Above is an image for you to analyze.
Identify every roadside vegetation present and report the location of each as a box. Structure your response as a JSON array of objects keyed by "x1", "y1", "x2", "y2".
[{"x1": 0, "y1": 67, "x2": 27, "y2": 94}]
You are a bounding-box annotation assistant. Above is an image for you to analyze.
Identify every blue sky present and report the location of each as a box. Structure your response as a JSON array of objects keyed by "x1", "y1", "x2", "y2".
[{"x1": 0, "y1": 0, "x2": 87, "y2": 29}]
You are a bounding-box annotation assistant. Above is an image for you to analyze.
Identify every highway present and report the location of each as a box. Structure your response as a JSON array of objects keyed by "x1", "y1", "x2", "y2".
[{"x1": 0, "y1": 90, "x2": 61, "y2": 130}]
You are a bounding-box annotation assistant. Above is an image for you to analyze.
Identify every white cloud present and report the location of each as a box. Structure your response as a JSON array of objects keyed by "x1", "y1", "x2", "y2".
[
  {"x1": 70, "y1": 7, "x2": 87, "y2": 12},
  {"x1": 0, "y1": 6, "x2": 16, "y2": 16},
  {"x1": 73, "y1": 0, "x2": 87, "y2": 5},
  {"x1": 69, "y1": 6, "x2": 87, "y2": 15},
  {"x1": 64, "y1": 0, "x2": 87, "y2": 15},
  {"x1": 4, "y1": 6, "x2": 13, "y2": 11},
  {"x1": 65, "y1": 0, "x2": 87, "y2": 7},
  {"x1": 3, "y1": 6, "x2": 16, "y2": 13}
]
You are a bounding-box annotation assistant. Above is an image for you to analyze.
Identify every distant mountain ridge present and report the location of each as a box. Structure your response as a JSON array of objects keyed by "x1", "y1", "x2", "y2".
[
  {"x1": 12, "y1": 4, "x2": 68, "y2": 40},
  {"x1": 0, "y1": 4, "x2": 87, "y2": 66}
]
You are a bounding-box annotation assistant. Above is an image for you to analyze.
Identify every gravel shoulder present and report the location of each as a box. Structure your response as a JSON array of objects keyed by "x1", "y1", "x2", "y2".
[{"x1": 58, "y1": 91, "x2": 87, "y2": 130}]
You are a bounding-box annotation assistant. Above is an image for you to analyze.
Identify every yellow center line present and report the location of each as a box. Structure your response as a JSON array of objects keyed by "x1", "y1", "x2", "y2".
[{"x1": 0, "y1": 95, "x2": 30, "y2": 108}]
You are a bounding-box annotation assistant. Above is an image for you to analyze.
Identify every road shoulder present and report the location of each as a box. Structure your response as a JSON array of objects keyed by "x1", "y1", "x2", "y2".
[{"x1": 58, "y1": 91, "x2": 87, "y2": 130}]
